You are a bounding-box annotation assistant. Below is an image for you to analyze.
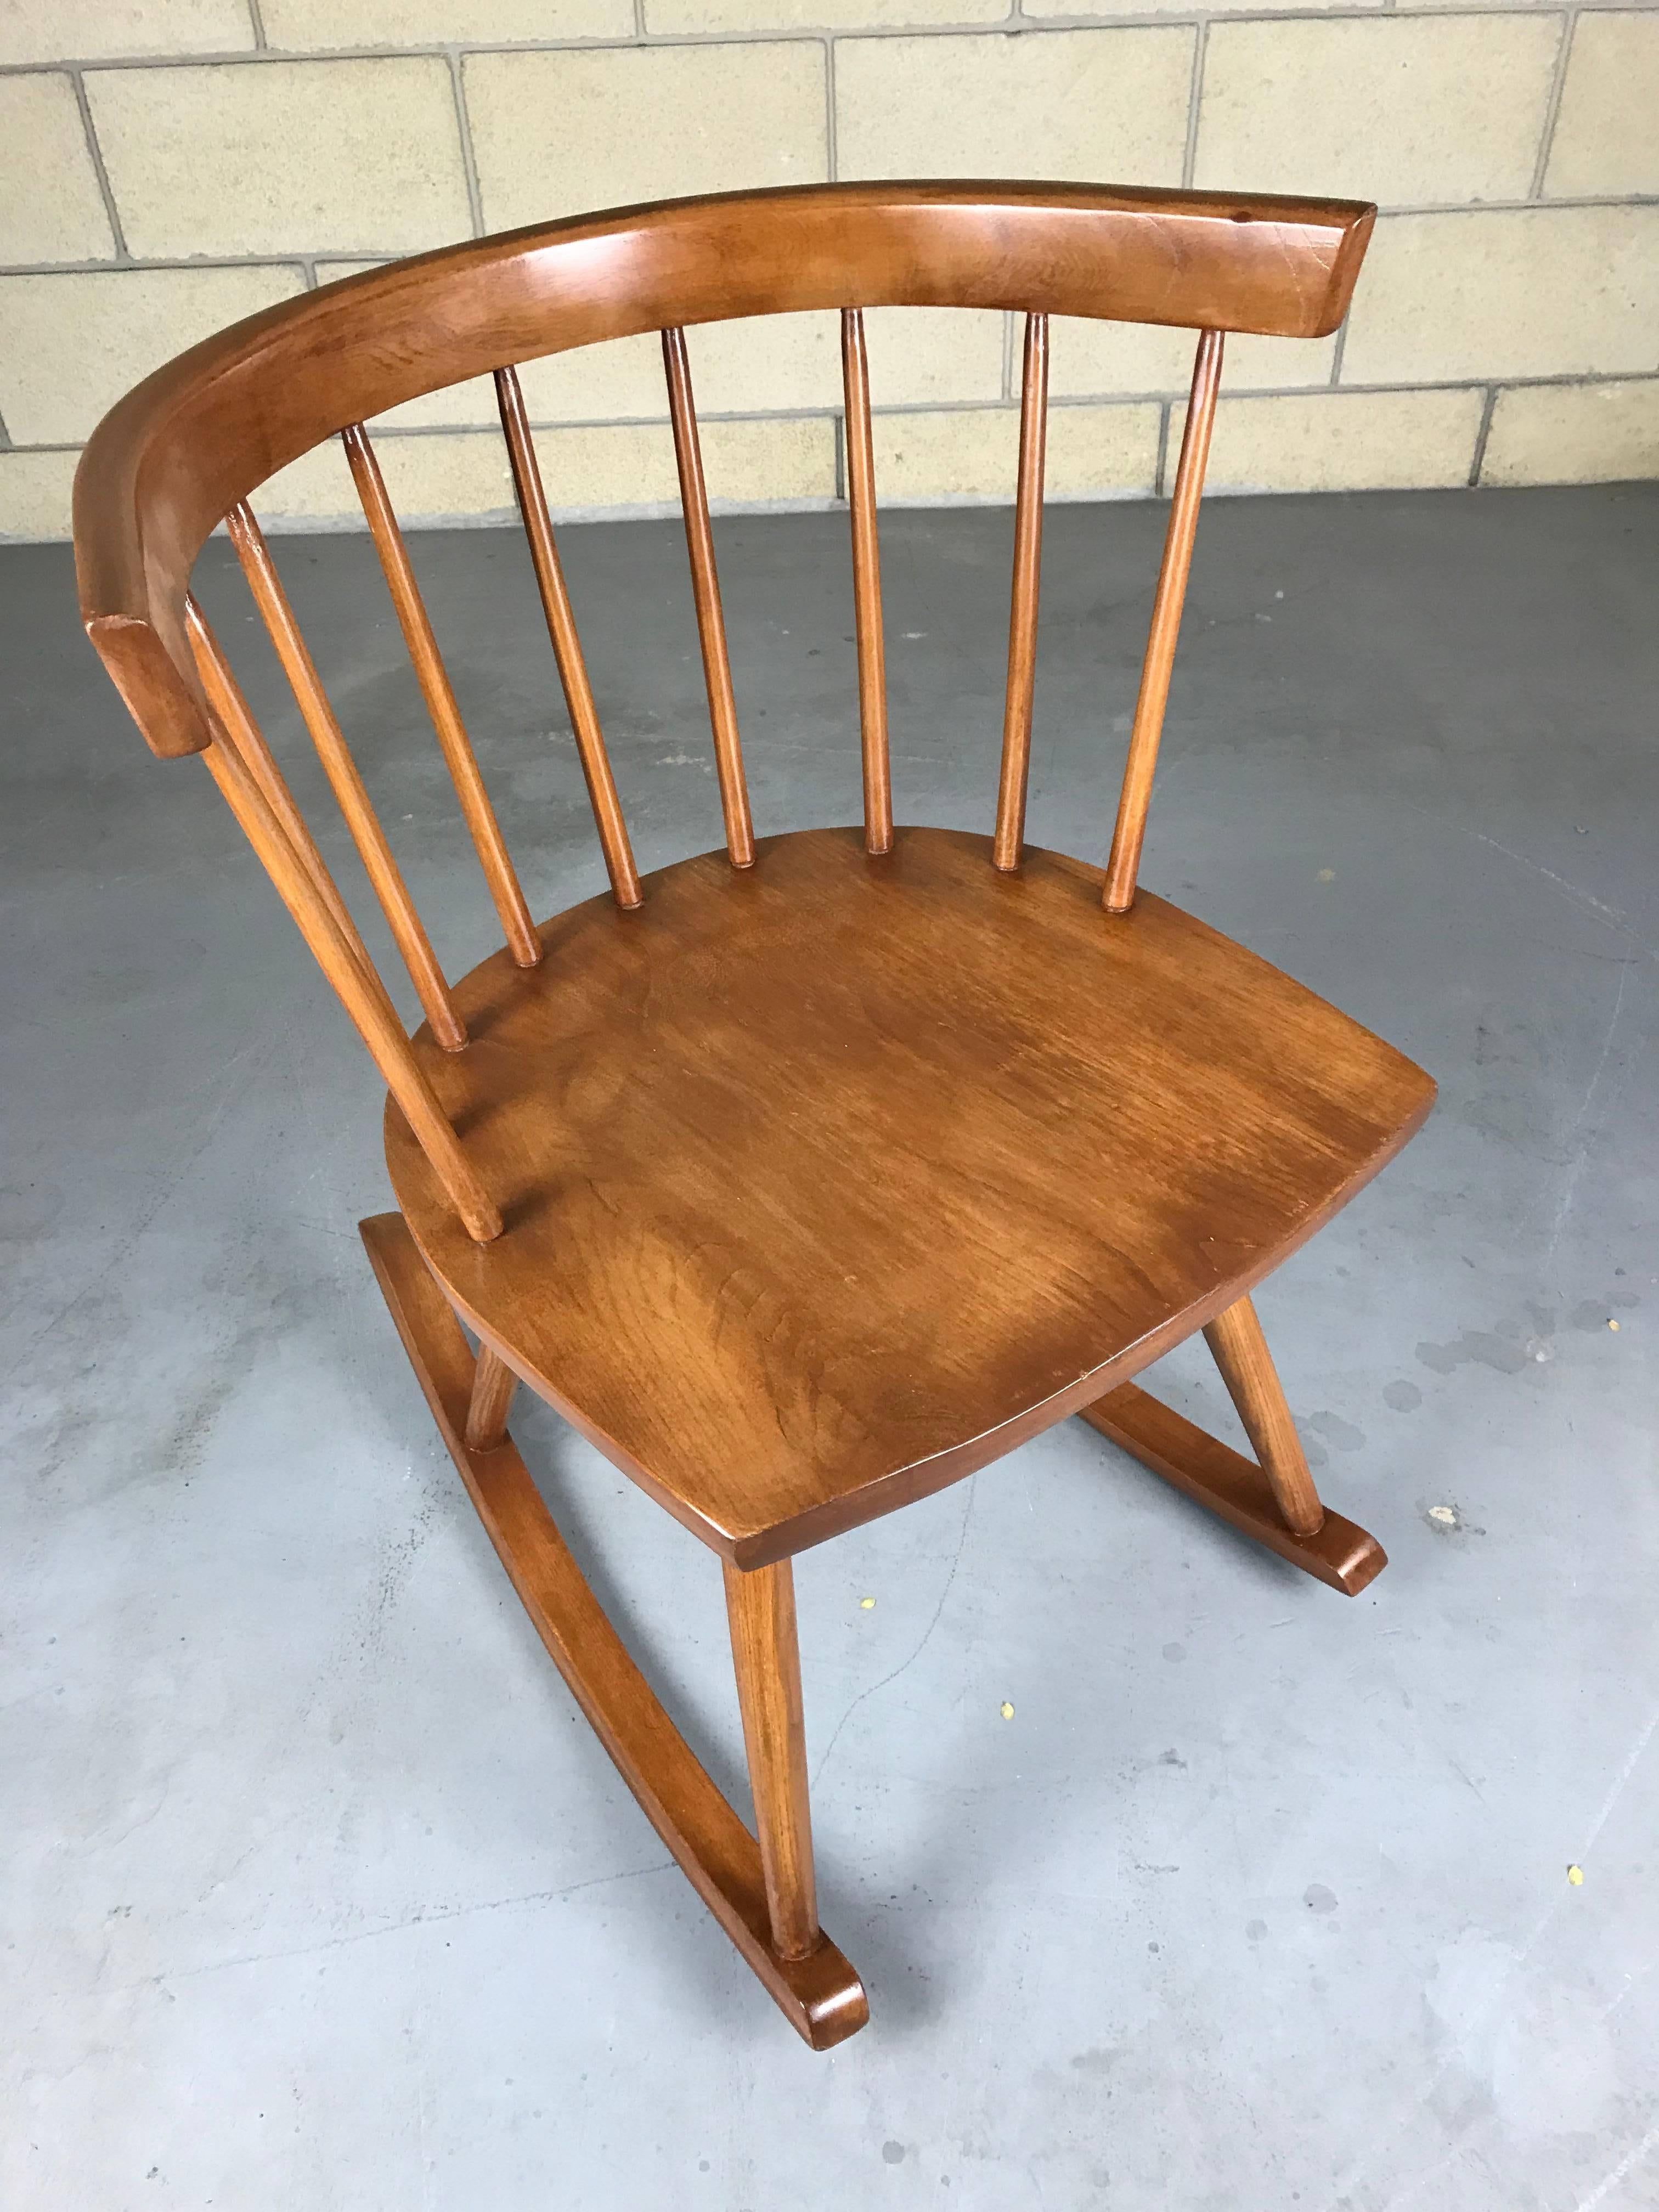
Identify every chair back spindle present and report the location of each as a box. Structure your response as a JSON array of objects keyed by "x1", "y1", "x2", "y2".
[
  {"x1": 78, "y1": 187, "x2": 1374, "y2": 1248},
  {"x1": 227, "y1": 501, "x2": 468, "y2": 1049},
  {"x1": 493, "y1": 367, "x2": 642, "y2": 910},
  {"x1": 1103, "y1": 327, "x2": 1226, "y2": 913},
  {"x1": 186, "y1": 601, "x2": 398, "y2": 1029},
  {"x1": 340, "y1": 425, "x2": 541, "y2": 967},
  {"x1": 839, "y1": 309, "x2": 892, "y2": 855},
  {"x1": 193, "y1": 708, "x2": 502, "y2": 1243},
  {"x1": 662, "y1": 326, "x2": 755, "y2": 868},
  {"x1": 992, "y1": 313, "x2": 1050, "y2": 873}
]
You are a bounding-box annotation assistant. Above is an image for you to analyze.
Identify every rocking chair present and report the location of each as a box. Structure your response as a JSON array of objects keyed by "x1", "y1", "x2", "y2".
[{"x1": 75, "y1": 182, "x2": 1434, "y2": 2047}]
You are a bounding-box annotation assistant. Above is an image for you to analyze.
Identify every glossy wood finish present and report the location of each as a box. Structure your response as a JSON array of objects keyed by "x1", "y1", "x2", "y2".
[
  {"x1": 1104, "y1": 328, "x2": 1225, "y2": 913},
  {"x1": 993, "y1": 312, "x2": 1049, "y2": 872},
  {"x1": 199, "y1": 736, "x2": 501, "y2": 1244},
  {"x1": 341, "y1": 424, "x2": 541, "y2": 968},
  {"x1": 74, "y1": 180, "x2": 1424, "y2": 2046},
  {"x1": 75, "y1": 183, "x2": 1374, "y2": 761},
  {"x1": 362, "y1": 1212, "x2": 868, "y2": 2047},
  {"x1": 1203, "y1": 1293, "x2": 1325, "y2": 1536},
  {"x1": 464, "y1": 1341, "x2": 518, "y2": 1451},
  {"x1": 663, "y1": 326, "x2": 754, "y2": 868},
  {"x1": 840, "y1": 308, "x2": 891, "y2": 854},
  {"x1": 493, "y1": 368, "x2": 641, "y2": 910},
  {"x1": 387, "y1": 825, "x2": 1434, "y2": 1566},
  {"x1": 227, "y1": 501, "x2": 466, "y2": 1049},
  {"x1": 724, "y1": 1560, "x2": 818, "y2": 1961},
  {"x1": 1078, "y1": 1381, "x2": 1385, "y2": 1596}
]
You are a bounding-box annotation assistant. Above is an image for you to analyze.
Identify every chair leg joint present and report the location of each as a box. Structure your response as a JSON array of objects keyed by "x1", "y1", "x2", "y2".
[{"x1": 464, "y1": 1341, "x2": 518, "y2": 1451}]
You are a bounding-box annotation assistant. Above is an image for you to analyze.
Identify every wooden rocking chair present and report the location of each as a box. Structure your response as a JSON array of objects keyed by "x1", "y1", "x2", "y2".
[{"x1": 74, "y1": 183, "x2": 1434, "y2": 2048}]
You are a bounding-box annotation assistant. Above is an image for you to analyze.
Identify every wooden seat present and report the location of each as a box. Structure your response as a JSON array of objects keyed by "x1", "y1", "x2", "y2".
[
  {"x1": 74, "y1": 180, "x2": 1432, "y2": 2049},
  {"x1": 393, "y1": 824, "x2": 1431, "y2": 1566}
]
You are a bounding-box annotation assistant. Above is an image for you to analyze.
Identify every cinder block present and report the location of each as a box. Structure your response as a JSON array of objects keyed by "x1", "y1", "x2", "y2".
[
  {"x1": 648, "y1": 0, "x2": 1005, "y2": 26},
  {"x1": 1545, "y1": 13, "x2": 1659, "y2": 199},
  {"x1": 0, "y1": 75, "x2": 116, "y2": 264},
  {"x1": 872, "y1": 407, "x2": 1018, "y2": 504},
  {"x1": 1043, "y1": 403, "x2": 1163, "y2": 500},
  {"x1": 86, "y1": 58, "x2": 472, "y2": 259},
  {"x1": 0, "y1": 0, "x2": 253, "y2": 64},
  {"x1": 1027, "y1": 0, "x2": 1376, "y2": 14},
  {"x1": 465, "y1": 44, "x2": 828, "y2": 235},
  {"x1": 255, "y1": 416, "x2": 836, "y2": 523},
  {"x1": 251, "y1": 436, "x2": 372, "y2": 524},
  {"x1": 368, "y1": 378, "x2": 500, "y2": 432},
  {"x1": 1195, "y1": 15, "x2": 1561, "y2": 206},
  {"x1": 871, "y1": 402, "x2": 1159, "y2": 504},
  {"x1": 692, "y1": 307, "x2": 1006, "y2": 414},
  {"x1": 520, "y1": 337, "x2": 670, "y2": 427},
  {"x1": 716, "y1": 414, "x2": 836, "y2": 504},
  {"x1": 836, "y1": 29, "x2": 1192, "y2": 187},
  {"x1": 0, "y1": 266, "x2": 307, "y2": 445},
  {"x1": 0, "y1": 449, "x2": 80, "y2": 541},
  {"x1": 529, "y1": 425, "x2": 682, "y2": 515},
  {"x1": 585, "y1": 413, "x2": 836, "y2": 509},
  {"x1": 369, "y1": 306, "x2": 1010, "y2": 430},
  {"x1": 261, "y1": 0, "x2": 633, "y2": 47},
  {"x1": 1342, "y1": 208, "x2": 1659, "y2": 385},
  {"x1": 1481, "y1": 380, "x2": 1659, "y2": 487},
  {"x1": 520, "y1": 314, "x2": 843, "y2": 425},
  {"x1": 863, "y1": 308, "x2": 1007, "y2": 409},
  {"x1": 1171, "y1": 386, "x2": 1483, "y2": 493},
  {"x1": 1051, "y1": 319, "x2": 1339, "y2": 398}
]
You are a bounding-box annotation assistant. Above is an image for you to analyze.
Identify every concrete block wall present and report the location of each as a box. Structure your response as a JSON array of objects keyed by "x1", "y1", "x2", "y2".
[{"x1": 2, "y1": 1, "x2": 1656, "y2": 539}]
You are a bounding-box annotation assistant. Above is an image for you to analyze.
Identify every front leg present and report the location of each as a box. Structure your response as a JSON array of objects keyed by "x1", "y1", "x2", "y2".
[{"x1": 724, "y1": 1558, "x2": 820, "y2": 1962}]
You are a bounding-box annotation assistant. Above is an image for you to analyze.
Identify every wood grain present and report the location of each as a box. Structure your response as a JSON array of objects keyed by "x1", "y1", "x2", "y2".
[
  {"x1": 341, "y1": 423, "x2": 541, "y2": 968},
  {"x1": 840, "y1": 308, "x2": 891, "y2": 855},
  {"x1": 663, "y1": 326, "x2": 754, "y2": 868},
  {"x1": 993, "y1": 311, "x2": 1049, "y2": 873},
  {"x1": 1078, "y1": 1380, "x2": 1385, "y2": 1595},
  {"x1": 387, "y1": 824, "x2": 1434, "y2": 1564},
  {"x1": 361, "y1": 1211, "x2": 868, "y2": 2047},
  {"x1": 493, "y1": 367, "x2": 642, "y2": 910},
  {"x1": 1104, "y1": 327, "x2": 1224, "y2": 912},
  {"x1": 75, "y1": 183, "x2": 1375, "y2": 760}
]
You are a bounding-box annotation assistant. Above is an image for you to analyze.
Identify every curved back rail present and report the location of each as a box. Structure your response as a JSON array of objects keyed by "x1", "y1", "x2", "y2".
[{"x1": 74, "y1": 180, "x2": 1374, "y2": 1243}]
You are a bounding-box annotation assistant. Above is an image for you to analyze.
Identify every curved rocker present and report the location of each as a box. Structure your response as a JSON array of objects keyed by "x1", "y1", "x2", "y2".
[
  {"x1": 362, "y1": 1212, "x2": 869, "y2": 2050},
  {"x1": 364, "y1": 825, "x2": 1418, "y2": 2040},
  {"x1": 75, "y1": 181, "x2": 1434, "y2": 2044}
]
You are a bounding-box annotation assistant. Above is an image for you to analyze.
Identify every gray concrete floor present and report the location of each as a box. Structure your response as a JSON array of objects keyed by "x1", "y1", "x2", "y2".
[{"x1": 4, "y1": 483, "x2": 1658, "y2": 2210}]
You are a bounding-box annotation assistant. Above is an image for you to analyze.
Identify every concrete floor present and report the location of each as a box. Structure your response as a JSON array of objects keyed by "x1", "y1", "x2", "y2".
[{"x1": 4, "y1": 482, "x2": 1658, "y2": 2210}]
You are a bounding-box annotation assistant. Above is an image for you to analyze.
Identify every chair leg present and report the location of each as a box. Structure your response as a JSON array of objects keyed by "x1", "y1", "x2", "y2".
[
  {"x1": 464, "y1": 1342, "x2": 517, "y2": 1449},
  {"x1": 1078, "y1": 1290, "x2": 1386, "y2": 1596},
  {"x1": 359, "y1": 1212, "x2": 868, "y2": 2049},
  {"x1": 1201, "y1": 1294, "x2": 1324, "y2": 1537},
  {"x1": 724, "y1": 1559, "x2": 819, "y2": 1962}
]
